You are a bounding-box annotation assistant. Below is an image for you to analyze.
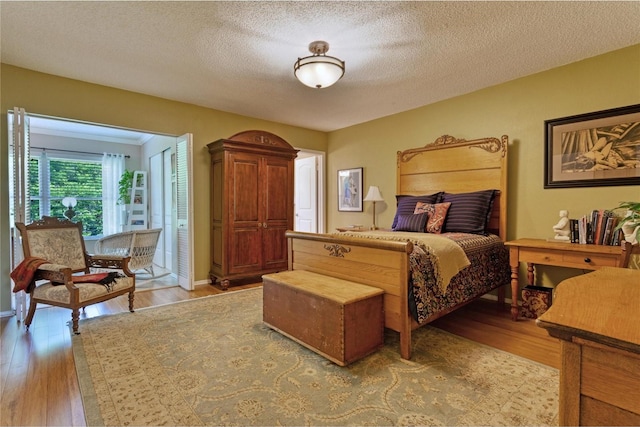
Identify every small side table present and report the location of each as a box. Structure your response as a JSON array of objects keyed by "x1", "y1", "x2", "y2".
[{"x1": 504, "y1": 238, "x2": 636, "y2": 321}]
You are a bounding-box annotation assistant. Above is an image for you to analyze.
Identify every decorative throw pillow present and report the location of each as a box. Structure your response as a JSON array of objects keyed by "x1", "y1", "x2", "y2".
[
  {"x1": 441, "y1": 189, "x2": 497, "y2": 234},
  {"x1": 414, "y1": 202, "x2": 451, "y2": 233},
  {"x1": 393, "y1": 213, "x2": 429, "y2": 233},
  {"x1": 392, "y1": 192, "x2": 443, "y2": 230}
]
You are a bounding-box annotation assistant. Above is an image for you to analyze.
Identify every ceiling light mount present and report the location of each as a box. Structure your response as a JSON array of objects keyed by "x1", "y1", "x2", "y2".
[
  {"x1": 294, "y1": 40, "x2": 345, "y2": 89},
  {"x1": 308, "y1": 40, "x2": 330, "y2": 55}
]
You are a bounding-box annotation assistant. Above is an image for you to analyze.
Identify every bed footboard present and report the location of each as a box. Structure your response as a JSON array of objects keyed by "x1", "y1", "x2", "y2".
[{"x1": 285, "y1": 230, "x2": 415, "y2": 359}]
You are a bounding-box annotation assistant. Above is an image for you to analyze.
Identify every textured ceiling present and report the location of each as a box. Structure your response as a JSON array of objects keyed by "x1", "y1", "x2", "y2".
[{"x1": 2, "y1": 1, "x2": 640, "y2": 132}]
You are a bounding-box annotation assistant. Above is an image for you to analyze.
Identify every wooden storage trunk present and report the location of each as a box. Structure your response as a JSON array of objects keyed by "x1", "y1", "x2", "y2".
[{"x1": 263, "y1": 270, "x2": 384, "y2": 366}]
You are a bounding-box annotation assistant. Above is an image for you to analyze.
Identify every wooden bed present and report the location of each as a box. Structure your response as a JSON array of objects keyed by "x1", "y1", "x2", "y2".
[{"x1": 286, "y1": 134, "x2": 509, "y2": 359}]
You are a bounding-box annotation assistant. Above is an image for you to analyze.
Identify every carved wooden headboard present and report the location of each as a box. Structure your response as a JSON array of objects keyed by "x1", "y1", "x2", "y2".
[{"x1": 396, "y1": 135, "x2": 509, "y2": 240}]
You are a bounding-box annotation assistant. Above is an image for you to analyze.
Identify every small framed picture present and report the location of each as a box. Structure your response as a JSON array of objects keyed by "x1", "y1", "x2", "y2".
[
  {"x1": 337, "y1": 167, "x2": 363, "y2": 212},
  {"x1": 544, "y1": 104, "x2": 640, "y2": 188}
]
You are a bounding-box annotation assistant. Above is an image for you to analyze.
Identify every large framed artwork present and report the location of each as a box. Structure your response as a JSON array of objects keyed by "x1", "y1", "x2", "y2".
[
  {"x1": 338, "y1": 167, "x2": 363, "y2": 211},
  {"x1": 544, "y1": 104, "x2": 640, "y2": 188}
]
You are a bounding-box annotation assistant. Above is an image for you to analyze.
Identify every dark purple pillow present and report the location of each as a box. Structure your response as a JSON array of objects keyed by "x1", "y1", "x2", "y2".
[
  {"x1": 392, "y1": 193, "x2": 443, "y2": 230},
  {"x1": 393, "y1": 213, "x2": 429, "y2": 232},
  {"x1": 441, "y1": 190, "x2": 497, "y2": 234}
]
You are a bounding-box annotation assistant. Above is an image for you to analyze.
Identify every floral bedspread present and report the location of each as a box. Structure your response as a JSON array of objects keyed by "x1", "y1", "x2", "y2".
[
  {"x1": 408, "y1": 233, "x2": 510, "y2": 323},
  {"x1": 335, "y1": 231, "x2": 510, "y2": 323}
]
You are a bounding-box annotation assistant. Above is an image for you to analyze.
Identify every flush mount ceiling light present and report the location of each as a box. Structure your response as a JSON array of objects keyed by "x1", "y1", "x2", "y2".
[{"x1": 294, "y1": 41, "x2": 345, "y2": 89}]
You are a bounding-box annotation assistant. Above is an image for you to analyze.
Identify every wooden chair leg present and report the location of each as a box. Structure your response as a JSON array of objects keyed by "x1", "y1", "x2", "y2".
[
  {"x1": 128, "y1": 291, "x2": 135, "y2": 312},
  {"x1": 24, "y1": 298, "x2": 37, "y2": 331},
  {"x1": 71, "y1": 309, "x2": 80, "y2": 334}
]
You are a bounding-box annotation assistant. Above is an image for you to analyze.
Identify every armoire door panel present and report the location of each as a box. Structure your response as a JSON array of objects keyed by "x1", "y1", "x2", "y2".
[
  {"x1": 229, "y1": 228, "x2": 262, "y2": 273},
  {"x1": 262, "y1": 226, "x2": 289, "y2": 269},
  {"x1": 264, "y1": 159, "x2": 292, "y2": 222},
  {"x1": 230, "y1": 155, "x2": 260, "y2": 223}
]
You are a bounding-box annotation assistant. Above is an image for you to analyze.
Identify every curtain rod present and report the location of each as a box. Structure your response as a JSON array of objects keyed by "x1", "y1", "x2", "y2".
[{"x1": 30, "y1": 146, "x2": 131, "y2": 159}]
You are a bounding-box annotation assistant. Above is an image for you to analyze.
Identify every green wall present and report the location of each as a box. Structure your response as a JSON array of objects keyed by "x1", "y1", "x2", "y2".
[
  {"x1": 0, "y1": 64, "x2": 327, "y2": 312},
  {"x1": 328, "y1": 44, "x2": 640, "y2": 286},
  {"x1": 2, "y1": 44, "x2": 639, "y2": 313}
]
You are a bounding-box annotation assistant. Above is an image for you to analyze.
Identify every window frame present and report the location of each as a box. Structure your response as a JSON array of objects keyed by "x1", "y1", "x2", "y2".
[{"x1": 29, "y1": 149, "x2": 104, "y2": 236}]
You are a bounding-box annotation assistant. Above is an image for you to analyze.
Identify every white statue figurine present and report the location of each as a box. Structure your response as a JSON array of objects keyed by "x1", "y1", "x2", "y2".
[
  {"x1": 621, "y1": 210, "x2": 639, "y2": 245},
  {"x1": 553, "y1": 210, "x2": 571, "y2": 241}
]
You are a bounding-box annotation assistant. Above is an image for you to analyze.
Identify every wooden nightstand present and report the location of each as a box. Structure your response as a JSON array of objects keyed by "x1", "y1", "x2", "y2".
[{"x1": 504, "y1": 238, "x2": 637, "y2": 321}]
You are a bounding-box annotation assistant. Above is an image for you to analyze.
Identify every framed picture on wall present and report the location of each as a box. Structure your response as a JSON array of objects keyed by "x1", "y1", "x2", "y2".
[
  {"x1": 338, "y1": 167, "x2": 363, "y2": 211},
  {"x1": 544, "y1": 104, "x2": 640, "y2": 188}
]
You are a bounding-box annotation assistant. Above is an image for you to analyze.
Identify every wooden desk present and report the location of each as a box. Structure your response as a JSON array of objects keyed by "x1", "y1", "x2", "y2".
[
  {"x1": 536, "y1": 267, "x2": 640, "y2": 426},
  {"x1": 504, "y1": 238, "x2": 636, "y2": 320}
]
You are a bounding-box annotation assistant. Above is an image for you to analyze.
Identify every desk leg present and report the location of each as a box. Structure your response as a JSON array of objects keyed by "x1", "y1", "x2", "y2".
[
  {"x1": 527, "y1": 262, "x2": 535, "y2": 285},
  {"x1": 508, "y1": 247, "x2": 520, "y2": 321}
]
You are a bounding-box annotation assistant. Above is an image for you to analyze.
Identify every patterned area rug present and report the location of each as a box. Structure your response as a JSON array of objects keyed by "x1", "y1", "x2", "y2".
[{"x1": 72, "y1": 288, "x2": 558, "y2": 426}]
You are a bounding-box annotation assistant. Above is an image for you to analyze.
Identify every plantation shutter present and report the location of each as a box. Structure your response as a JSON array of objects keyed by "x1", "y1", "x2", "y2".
[
  {"x1": 9, "y1": 107, "x2": 30, "y2": 320},
  {"x1": 176, "y1": 133, "x2": 194, "y2": 290},
  {"x1": 10, "y1": 108, "x2": 30, "y2": 266}
]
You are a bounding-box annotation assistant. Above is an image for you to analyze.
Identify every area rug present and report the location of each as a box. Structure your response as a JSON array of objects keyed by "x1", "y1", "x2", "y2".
[{"x1": 72, "y1": 288, "x2": 559, "y2": 426}]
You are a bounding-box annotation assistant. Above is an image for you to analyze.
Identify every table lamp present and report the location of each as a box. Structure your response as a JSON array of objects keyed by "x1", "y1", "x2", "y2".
[
  {"x1": 363, "y1": 186, "x2": 384, "y2": 230},
  {"x1": 62, "y1": 196, "x2": 77, "y2": 220}
]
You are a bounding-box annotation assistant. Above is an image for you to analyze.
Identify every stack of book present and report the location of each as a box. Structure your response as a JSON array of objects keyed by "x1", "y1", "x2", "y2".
[{"x1": 568, "y1": 210, "x2": 623, "y2": 245}]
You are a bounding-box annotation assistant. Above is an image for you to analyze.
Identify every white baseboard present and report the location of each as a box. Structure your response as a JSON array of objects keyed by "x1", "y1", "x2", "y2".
[
  {"x1": 193, "y1": 279, "x2": 211, "y2": 288},
  {"x1": 0, "y1": 310, "x2": 16, "y2": 318}
]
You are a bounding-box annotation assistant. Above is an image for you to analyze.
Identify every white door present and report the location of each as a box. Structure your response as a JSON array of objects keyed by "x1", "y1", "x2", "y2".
[
  {"x1": 8, "y1": 107, "x2": 30, "y2": 319},
  {"x1": 10, "y1": 108, "x2": 30, "y2": 231},
  {"x1": 294, "y1": 155, "x2": 317, "y2": 232},
  {"x1": 175, "y1": 134, "x2": 194, "y2": 290},
  {"x1": 149, "y1": 152, "x2": 165, "y2": 267},
  {"x1": 162, "y1": 149, "x2": 173, "y2": 271}
]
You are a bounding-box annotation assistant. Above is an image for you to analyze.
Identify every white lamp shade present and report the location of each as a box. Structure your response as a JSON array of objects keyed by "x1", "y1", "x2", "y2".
[
  {"x1": 294, "y1": 55, "x2": 345, "y2": 89},
  {"x1": 62, "y1": 196, "x2": 77, "y2": 208},
  {"x1": 363, "y1": 186, "x2": 384, "y2": 202}
]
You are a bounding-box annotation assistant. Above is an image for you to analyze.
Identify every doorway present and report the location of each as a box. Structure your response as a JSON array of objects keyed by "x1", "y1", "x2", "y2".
[
  {"x1": 7, "y1": 110, "x2": 194, "y2": 290},
  {"x1": 294, "y1": 149, "x2": 325, "y2": 233}
]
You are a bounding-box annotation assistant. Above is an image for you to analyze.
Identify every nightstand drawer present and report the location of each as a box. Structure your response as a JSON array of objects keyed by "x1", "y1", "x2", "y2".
[
  {"x1": 519, "y1": 248, "x2": 562, "y2": 265},
  {"x1": 562, "y1": 252, "x2": 619, "y2": 268},
  {"x1": 520, "y1": 248, "x2": 620, "y2": 269}
]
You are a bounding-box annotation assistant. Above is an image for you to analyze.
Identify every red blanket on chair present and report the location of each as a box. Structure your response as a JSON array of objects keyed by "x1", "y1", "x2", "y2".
[
  {"x1": 11, "y1": 257, "x2": 123, "y2": 293},
  {"x1": 10, "y1": 257, "x2": 48, "y2": 293}
]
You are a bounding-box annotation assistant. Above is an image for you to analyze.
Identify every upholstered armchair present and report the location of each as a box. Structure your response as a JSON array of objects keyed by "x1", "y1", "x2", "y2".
[
  {"x1": 94, "y1": 228, "x2": 162, "y2": 276},
  {"x1": 14, "y1": 217, "x2": 135, "y2": 334}
]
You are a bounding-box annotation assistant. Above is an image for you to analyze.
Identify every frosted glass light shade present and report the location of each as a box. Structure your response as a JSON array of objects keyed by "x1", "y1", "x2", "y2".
[{"x1": 294, "y1": 56, "x2": 345, "y2": 89}]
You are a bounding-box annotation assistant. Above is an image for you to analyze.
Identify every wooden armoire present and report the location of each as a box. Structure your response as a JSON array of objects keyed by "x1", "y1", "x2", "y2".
[{"x1": 207, "y1": 130, "x2": 298, "y2": 289}]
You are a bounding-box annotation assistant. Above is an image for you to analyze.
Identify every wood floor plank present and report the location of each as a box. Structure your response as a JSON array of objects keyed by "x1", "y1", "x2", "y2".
[{"x1": 0, "y1": 282, "x2": 559, "y2": 426}]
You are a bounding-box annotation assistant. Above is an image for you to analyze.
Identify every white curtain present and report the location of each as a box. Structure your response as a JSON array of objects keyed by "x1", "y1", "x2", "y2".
[{"x1": 102, "y1": 153, "x2": 125, "y2": 235}]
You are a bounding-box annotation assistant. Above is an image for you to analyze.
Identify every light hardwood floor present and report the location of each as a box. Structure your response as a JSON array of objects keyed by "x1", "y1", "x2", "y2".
[{"x1": 1, "y1": 283, "x2": 560, "y2": 426}]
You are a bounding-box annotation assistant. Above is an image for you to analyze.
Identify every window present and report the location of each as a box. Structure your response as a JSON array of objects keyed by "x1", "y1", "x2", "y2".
[{"x1": 29, "y1": 152, "x2": 104, "y2": 236}]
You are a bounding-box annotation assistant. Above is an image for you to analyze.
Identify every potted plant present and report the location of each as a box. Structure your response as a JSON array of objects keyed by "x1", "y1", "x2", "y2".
[
  {"x1": 613, "y1": 201, "x2": 640, "y2": 245},
  {"x1": 118, "y1": 170, "x2": 134, "y2": 205}
]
